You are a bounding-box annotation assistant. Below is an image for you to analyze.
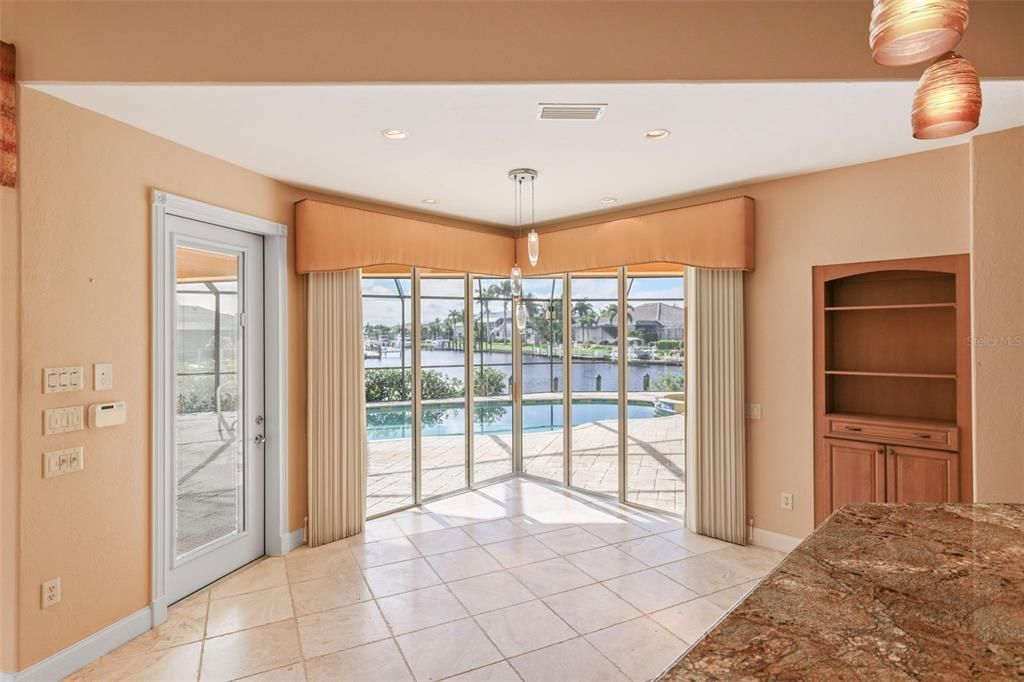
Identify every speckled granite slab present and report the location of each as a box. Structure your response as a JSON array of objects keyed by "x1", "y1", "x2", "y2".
[{"x1": 659, "y1": 504, "x2": 1024, "y2": 681}]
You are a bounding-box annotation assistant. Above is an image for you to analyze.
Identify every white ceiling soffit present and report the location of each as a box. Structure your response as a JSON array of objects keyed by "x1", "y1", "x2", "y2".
[{"x1": 32, "y1": 81, "x2": 1024, "y2": 226}]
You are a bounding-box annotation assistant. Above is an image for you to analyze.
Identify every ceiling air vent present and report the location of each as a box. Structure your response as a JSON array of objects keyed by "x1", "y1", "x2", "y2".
[{"x1": 537, "y1": 103, "x2": 607, "y2": 121}]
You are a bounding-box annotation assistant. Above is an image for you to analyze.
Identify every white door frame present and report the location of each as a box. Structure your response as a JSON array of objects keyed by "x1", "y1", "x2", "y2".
[{"x1": 150, "y1": 189, "x2": 289, "y2": 625}]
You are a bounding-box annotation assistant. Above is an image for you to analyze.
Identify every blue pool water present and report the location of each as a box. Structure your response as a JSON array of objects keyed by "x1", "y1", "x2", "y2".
[{"x1": 366, "y1": 399, "x2": 663, "y2": 441}]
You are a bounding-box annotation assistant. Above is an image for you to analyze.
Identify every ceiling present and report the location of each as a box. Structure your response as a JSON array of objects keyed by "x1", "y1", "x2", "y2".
[{"x1": 32, "y1": 81, "x2": 1024, "y2": 226}]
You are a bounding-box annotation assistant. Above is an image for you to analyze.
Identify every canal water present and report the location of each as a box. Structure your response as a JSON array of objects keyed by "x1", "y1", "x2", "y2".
[{"x1": 366, "y1": 348, "x2": 682, "y2": 393}]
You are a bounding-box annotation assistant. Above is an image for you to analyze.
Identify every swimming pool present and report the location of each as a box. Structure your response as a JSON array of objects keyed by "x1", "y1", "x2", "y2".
[{"x1": 366, "y1": 398, "x2": 665, "y2": 441}]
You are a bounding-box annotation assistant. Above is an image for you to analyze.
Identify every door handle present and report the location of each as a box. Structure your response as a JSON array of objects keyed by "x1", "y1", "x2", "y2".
[{"x1": 254, "y1": 433, "x2": 266, "y2": 445}]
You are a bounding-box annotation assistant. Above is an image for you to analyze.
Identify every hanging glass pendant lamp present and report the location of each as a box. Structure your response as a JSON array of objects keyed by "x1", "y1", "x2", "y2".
[
  {"x1": 912, "y1": 52, "x2": 982, "y2": 139},
  {"x1": 869, "y1": 0, "x2": 969, "y2": 67},
  {"x1": 508, "y1": 168, "x2": 539, "y2": 332}
]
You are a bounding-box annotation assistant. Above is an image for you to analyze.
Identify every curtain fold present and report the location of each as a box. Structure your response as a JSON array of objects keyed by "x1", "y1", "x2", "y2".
[
  {"x1": 685, "y1": 267, "x2": 747, "y2": 545},
  {"x1": 307, "y1": 270, "x2": 367, "y2": 546}
]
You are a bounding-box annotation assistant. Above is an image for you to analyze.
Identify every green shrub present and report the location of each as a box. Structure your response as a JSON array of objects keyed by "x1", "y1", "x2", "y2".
[
  {"x1": 652, "y1": 374, "x2": 685, "y2": 391},
  {"x1": 655, "y1": 339, "x2": 682, "y2": 351},
  {"x1": 473, "y1": 366, "x2": 508, "y2": 397},
  {"x1": 366, "y1": 368, "x2": 465, "y2": 402}
]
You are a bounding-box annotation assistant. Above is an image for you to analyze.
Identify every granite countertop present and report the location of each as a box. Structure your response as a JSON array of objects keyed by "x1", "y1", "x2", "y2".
[{"x1": 660, "y1": 504, "x2": 1024, "y2": 680}]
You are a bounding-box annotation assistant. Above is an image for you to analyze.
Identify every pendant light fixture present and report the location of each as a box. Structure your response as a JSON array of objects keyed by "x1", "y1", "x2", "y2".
[
  {"x1": 508, "y1": 168, "x2": 539, "y2": 333},
  {"x1": 912, "y1": 52, "x2": 982, "y2": 139},
  {"x1": 869, "y1": 0, "x2": 969, "y2": 67}
]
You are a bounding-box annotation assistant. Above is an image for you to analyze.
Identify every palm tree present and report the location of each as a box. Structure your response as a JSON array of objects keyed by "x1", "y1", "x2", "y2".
[
  {"x1": 571, "y1": 299, "x2": 595, "y2": 345},
  {"x1": 494, "y1": 280, "x2": 513, "y2": 342},
  {"x1": 601, "y1": 302, "x2": 634, "y2": 326}
]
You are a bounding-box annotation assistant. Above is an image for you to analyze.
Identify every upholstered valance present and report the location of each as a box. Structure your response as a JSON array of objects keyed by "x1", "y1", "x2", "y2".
[{"x1": 295, "y1": 196, "x2": 754, "y2": 275}]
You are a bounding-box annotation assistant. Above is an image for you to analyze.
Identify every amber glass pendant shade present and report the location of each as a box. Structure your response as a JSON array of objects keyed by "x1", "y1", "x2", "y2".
[
  {"x1": 912, "y1": 52, "x2": 982, "y2": 139},
  {"x1": 870, "y1": 0, "x2": 969, "y2": 67}
]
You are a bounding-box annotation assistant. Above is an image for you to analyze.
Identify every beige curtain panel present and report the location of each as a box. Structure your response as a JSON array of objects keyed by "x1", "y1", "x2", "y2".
[
  {"x1": 307, "y1": 269, "x2": 367, "y2": 546},
  {"x1": 685, "y1": 267, "x2": 747, "y2": 545}
]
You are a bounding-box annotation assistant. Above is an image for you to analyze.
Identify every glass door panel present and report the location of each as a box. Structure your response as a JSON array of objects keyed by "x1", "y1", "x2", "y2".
[
  {"x1": 520, "y1": 277, "x2": 565, "y2": 482},
  {"x1": 363, "y1": 276, "x2": 414, "y2": 516},
  {"x1": 472, "y1": 277, "x2": 514, "y2": 483},
  {"x1": 419, "y1": 275, "x2": 469, "y2": 499},
  {"x1": 175, "y1": 248, "x2": 245, "y2": 556},
  {"x1": 623, "y1": 273, "x2": 686, "y2": 513},
  {"x1": 569, "y1": 275, "x2": 619, "y2": 495}
]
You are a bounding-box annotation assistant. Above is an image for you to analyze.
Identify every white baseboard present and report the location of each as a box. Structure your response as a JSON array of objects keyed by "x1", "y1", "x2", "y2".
[
  {"x1": 282, "y1": 528, "x2": 305, "y2": 554},
  {"x1": 1, "y1": 672, "x2": 16, "y2": 682},
  {"x1": 751, "y1": 527, "x2": 804, "y2": 553},
  {"x1": 14, "y1": 605, "x2": 153, "y2": 682}
]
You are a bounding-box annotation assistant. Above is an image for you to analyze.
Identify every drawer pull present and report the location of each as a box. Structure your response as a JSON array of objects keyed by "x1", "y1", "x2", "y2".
[
  {"x1": 913, "y1": 433, "x2": 932, "y2": 439},
  {"x1": 844, "y1": 426, "x2": 862, "y2": 432}
]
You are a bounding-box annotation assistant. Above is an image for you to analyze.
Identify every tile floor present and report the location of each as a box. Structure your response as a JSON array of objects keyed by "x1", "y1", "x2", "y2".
[{"x1": 69, "y1": 479, "x2": 783, "y2": 682}]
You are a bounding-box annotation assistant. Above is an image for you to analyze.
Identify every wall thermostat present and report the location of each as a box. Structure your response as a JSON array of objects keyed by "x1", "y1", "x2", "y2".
[{"x1": 90, "y1": 401, "x2": 127, "y2": 428}]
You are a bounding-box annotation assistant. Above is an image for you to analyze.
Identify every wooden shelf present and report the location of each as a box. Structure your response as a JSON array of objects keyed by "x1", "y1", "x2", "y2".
[
  {"x1": 825, "y1": 370, "x2": 957, "y2": 380},
  {"x1": 825, "y1": 303, "x2": 955, "y2": 312}
]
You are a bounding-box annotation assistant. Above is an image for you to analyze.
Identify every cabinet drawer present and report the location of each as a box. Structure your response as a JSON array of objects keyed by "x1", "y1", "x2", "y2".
[{"x1": 826, "y1": 416, "x2": 958, "y2": 451}]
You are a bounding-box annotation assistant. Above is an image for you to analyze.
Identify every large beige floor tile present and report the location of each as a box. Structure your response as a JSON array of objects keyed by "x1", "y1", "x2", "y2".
[
  {"x1": 296, "y1": 600, "x2": 391, "y2": 659},
  {"x1": 285, "y1": 545, "x2": 359, "y2": 583},
  {"x1": 425, "y1": 546, "x2": 503, "y2": 582},
  {"x1": 206, "y1": 585, "x2": 293, "y2": 637},
  {"x1": 508, "y1": 557, "x2": 594, "y2": 597},
  {"x1": 704, "y1": 580, "x2": 759, "y2": 610},
  {"x1": 564, "y1": 546, "x2": 648, "y2": 581},
  {"x1": 614, "y1": 536, "x2": 692, "y2": 567},
  {"x1": 289, "y1": 571, "x2": 373, "y2": 616},
  {"x1": 657, "y1": 529, "x2": 732, "y2": 555},
  {"x1": 474, "y1": 600, "x2": 576, "y2": 658},
  {"x1": 655, "y1": 549, "x2": 767, "y2": 596},
  {"x1": 210, "y1": 558, "x2": 288, "y2": 600},
  {"x1": 305, "y1": 639, "x2": 413, "y2": 682},
  {"x1": 363, "y1": 558, "x2": 442, "y2": 598},
  {"x1": 483, "y1": 536, "x2": 557, "y2": 568},
  {"x1": 601, "y1": 569, "x2": 699, "y2": 613},
  {"x1": 534, "y1": 526, "x2": 606, "y2": 555},
  {"x1": 377, "y1": 584, "x2": 469, "y2": 635},
  {"x1": 350, "y1": 536, "x2": 422, "y2": 569},
  {"x1": 462, "y1": 519, "x2": 529, "y2": 545},
  {"x1": 391, "y1": 511, "x2": 453, "y2": 536},
  {"x1": 447, "y1": 571, "x2": 535, "y2": 615},
  {"x1": 649, "y1": 598, "x2": 726, "y2": 645},
  {"x1": 68, "y1": 641, "x2": 203, "y2": 682},
  {"x1": 579, "y1": 521, "x2": 652, "y2": 544},
  {"x1": 543, "y1": 584, "x2": 641, "y2": 634},
  {"x1": 442, "y1": 660, "x2": 522, "y2": 682},
  {"x1": 200, "y1": 620, "x2": 302, "y2": 682},
  {"x1": 407, "y1": 527, "x2": 477, "y2": 556},
  {"x1": 239, "y1": 662, "x2": 306, "y2": 681},
  {"x1": 110, "y1": 600, "x2": 208, "y2": 656},
  {"x1": 396, "y1": 618, "x2": 502, "y2": 681},
  {"x1": 585, "y1": 617, "x2": 684, "y2": 682},
  {"x1": 509, "y1": 637, "x2": 628, "y2": 682}
]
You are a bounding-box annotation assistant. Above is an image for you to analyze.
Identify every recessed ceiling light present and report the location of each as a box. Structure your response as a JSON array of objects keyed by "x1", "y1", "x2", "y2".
[
  {"x1": 644, "y1": 128, "x2": 671, "y2": 140},
  {"x1": 381, "y1": 128, "x2": 409, "y2": 140},
  {"x1": 422, "y1": 198, "x2": 440, "y2": 205},
  {"x1": 600, "y1": 197, "x2": 618, "y2": 204}
]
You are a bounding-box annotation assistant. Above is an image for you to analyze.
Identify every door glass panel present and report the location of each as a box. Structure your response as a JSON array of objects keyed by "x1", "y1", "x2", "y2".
[
  {"x1": 624, "y1": 273, "x2": 686, "y2": 513},
  {"x1": 472, "y1": 278, "x2": 514, "y2": 482},
  {"x1": 569, "y1": 275, "x2": 619, "y2": 495},
  {"x1": 363, "y1": 276, "x2": 414, "y2": 516},
  {"x1": 419, "y1": 275, "x2": 468, "y2": 499},
  {"x1": 174, "y1": 246, "x2": 243, "y2": 557},
  {"x1": 521, "y1": 277, "x2": 565, "y2": 482}
]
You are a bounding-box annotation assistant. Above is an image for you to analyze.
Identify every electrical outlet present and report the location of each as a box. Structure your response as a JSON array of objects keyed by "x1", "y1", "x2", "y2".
[
  {"x1": 42, "y1": 577, "x2": 61, "y2": 608},
  {"x1": 781, "y1": 492, "x2": 794, "y2": 511},
  {"x1": 746, "y1": 403, "x2": 763, "y2": 420}
]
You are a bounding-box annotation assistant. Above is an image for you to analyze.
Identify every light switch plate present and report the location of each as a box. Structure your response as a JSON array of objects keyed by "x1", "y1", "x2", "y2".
[
  {"x1": 43, "y1": 447, "x2": 84, "y2": 478},
  {"x1": 43, "y1": 366, "x2": 84, "y2": 394},
  {"x1": 43, "y1": 406, "x2": 84, "y2": 435},
  {"x1": 94, "y1": 363, "x2": 113, "y2": 391},
  {"x1": 746, "y1": 403, "x2": 763, "y2": 420}
]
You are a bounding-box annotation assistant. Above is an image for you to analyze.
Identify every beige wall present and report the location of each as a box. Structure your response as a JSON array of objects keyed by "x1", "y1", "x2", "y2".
[
  {"x1": 13, "y1": 88, "x2": 310, "y2": 668},
  {"x1": 971, "y1": 127, "x2": 1024, "y2": 502},
  {"x1": 1, "y1": 182, "x2": 20, "y2": 675},
  {"x1": 2, "y1": 1, "x2": 1022, "y2": 83},
  {"x1": 678, "y1": 146, "x2": 972, "y2": 538}
]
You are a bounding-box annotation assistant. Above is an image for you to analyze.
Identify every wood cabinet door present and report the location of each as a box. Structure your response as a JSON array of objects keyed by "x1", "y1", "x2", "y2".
[
  {"x1": 823, "y1": 438, "x2": 886, "y2": 515},
  {"x1": 886, "y1": 445, "x2": 959, "y2": 503}
]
